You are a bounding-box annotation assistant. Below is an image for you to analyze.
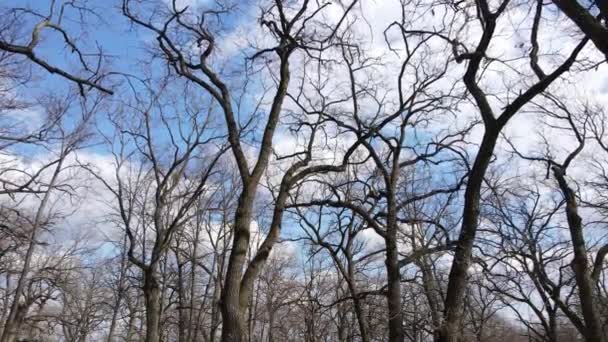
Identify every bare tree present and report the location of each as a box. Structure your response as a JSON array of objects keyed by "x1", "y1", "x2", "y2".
[
  {"x1": 399, "y1": 1, "x2": 591, "y2": 339},
  {"x1": 505, "y1": 93, "x2": 607, "y2": 341},
  {"x1": 86, "y1": 78, "x2": 226, "y2": 342},
  {"x1": 120, "y1": 1, "x2": 361, "y2": 340},
  {"x1": 1, "y1": 1, "x2": 607, "y2": 341},
  {"x1": 0, "y1": 92, "x2": 99, "y2": 342}
]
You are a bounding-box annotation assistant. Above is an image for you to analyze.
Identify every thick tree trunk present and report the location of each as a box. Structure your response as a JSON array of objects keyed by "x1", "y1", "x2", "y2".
[
  {"x1": 548, "y1": 310, "x2": 558, "y2": 342},
  {"x1": 209, "y1": 230, "x2": 226, "y2": 342},
  {"x1": 219, "y1": 49, "x2": 292, "y2": 342},
  {"x1": 552, "y1": 166, "x2": 604, "y2": 342},
  {"x1": 386, "y1": 233, "x2": 403, "y2": 342},
  {"x1": 220, "y1": 190, "x2": 254, "y2": 342},
  {"x1": 1, "y1": 321, "x2": 17, "y2": 342},
  {"x1": 386, "y1": 242, "x2": 403, "y2": 342},
  {"x1": 385, "y1": 192, "x2": 403, "y2": 342},
  {"x1": 143, "y1": 267, "x2": 162, "y2": 342},
  {"x1": 384, "y1": 148, "x2": 404, "y2": 342},
  {"x1": 439, "y1": 132, "x2": 498, "y2": 342}
]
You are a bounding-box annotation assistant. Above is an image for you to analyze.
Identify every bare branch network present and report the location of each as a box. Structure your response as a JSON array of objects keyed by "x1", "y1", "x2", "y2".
[{"x1": 0, "y1": 1, "x2": 607, "y2": 342}]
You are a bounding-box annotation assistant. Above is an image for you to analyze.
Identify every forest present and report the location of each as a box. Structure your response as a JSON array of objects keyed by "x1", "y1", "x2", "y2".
[{"x1": 0, "y1": 0, "x2": 607, "y2": 341}]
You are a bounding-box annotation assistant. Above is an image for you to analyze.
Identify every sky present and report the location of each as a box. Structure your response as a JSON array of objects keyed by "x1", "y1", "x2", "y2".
[
  {"x1": 2, "y1": 1, "x2": 608, "y2": 315},
  {"x1": 0, "y1": 5, "x2": 604, "y2": 192}
]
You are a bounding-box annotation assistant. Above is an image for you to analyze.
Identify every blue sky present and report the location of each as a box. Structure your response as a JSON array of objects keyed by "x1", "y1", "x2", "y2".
[
  {"x1": 3, "y1": 3, "x2": 608, "y2": 331},
  {"x1": 4, "y1": 0, "x2": 608, "y2": 268},
  {"x1": 2, "y1": 1, "x2": 140, "y2": 88}
]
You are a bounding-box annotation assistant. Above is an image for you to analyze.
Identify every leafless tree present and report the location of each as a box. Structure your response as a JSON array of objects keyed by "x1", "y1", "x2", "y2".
[
  {"x1": 85, "y1": 77, "x2": 226, "y2": 342},
  {"x1": 120, "y1": 1, "x2": 362, "y2": 340},
  {"x1": 0, "y1": 92, "x2": 99, "y2": 342},
  {"x1": 1, "y1": 1, "x2": 606, "y2": 341},
  {"x1": 503, "y1": 92, "x2": 608, "y2": 341},
  {"x1": 400, "y1": 1, "x2": 593, "y2": 339}
]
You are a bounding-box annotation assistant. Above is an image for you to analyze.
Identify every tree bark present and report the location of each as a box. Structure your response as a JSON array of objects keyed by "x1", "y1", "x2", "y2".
[
  {"x1": 176, "y1": 258, "x2": 187, "y2": 342},
  {"x1": 552, "y1": 166, "x2": 604, "y2": 342},
  {"x1": 386, "y1": 233, "x2": 403, "y2": 342},
  {"x1": 418, "y1": 256, "x2": 442, "y2": 342},
  {"x1": 439, "y1": 131, "x2": 498, "y2": 342},
  {"x1": 386, "y1": 191, "x2": 403, "y2": 342},
  {"x1": 143, "y1": 266, "x2": 162, "y2": 342},
  {"x1": 220, "y1": 189, "x2": 255, "y2": 342}
]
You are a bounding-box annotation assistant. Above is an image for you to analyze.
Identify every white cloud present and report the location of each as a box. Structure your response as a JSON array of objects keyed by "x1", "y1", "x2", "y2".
[
  {"x1": 358, "y1": 227, "x2": 384, "y2": 250},
  {"x1": 161, "y1": 0, "x2": 209, "y2": 11}
]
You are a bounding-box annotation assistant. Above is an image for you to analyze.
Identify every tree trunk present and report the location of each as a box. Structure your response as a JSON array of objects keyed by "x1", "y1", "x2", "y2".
[
  {"x1": 209, "y1": 280, "x2": 222, "y2": 342},
  {"x1": 386, "y1": 232, "x2": 403, "y2": 342},
  {"x1": 385, "y1": 156, "x2": 403, "y2": 342},
  {"x1": 552, "y1": 166, "x2": 604, "y2": 342},
  {"x1": 385, "y1": 192, "x2": 403, "y2": 342},
  {"x1": 209, "y1": 225, "x2": 227, "y2": 342},
  {"x1": 106, "y1": 291, "x2": 122, "y2": 342},
  {"x1": 176, "y1": 258, "x2": 187, "y2": 342},
  {"x1": 143, "y1": 267, "x2": 162, "y2": 342},
  {"x1": 220, "y1": 189, "x2": 255, "y2": 342},
  {"x1": 419, "y1": 256, "x2": 442, "y2": 342},
  {"x1": 1, "y1": 302, "x2": 27, "y2": 342},
  {"x1": 187, "y1": 225, "x2": 200, "y2": 342},
  {"x1": 439, "y1": 132, "x2": 498, "y2": 342},
  {"x1": 548, "y1": 309, "x2": 558, "y2": 342},
  {"x1": 347, "y1": 260, "x2": 370, "y2": 342}
]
